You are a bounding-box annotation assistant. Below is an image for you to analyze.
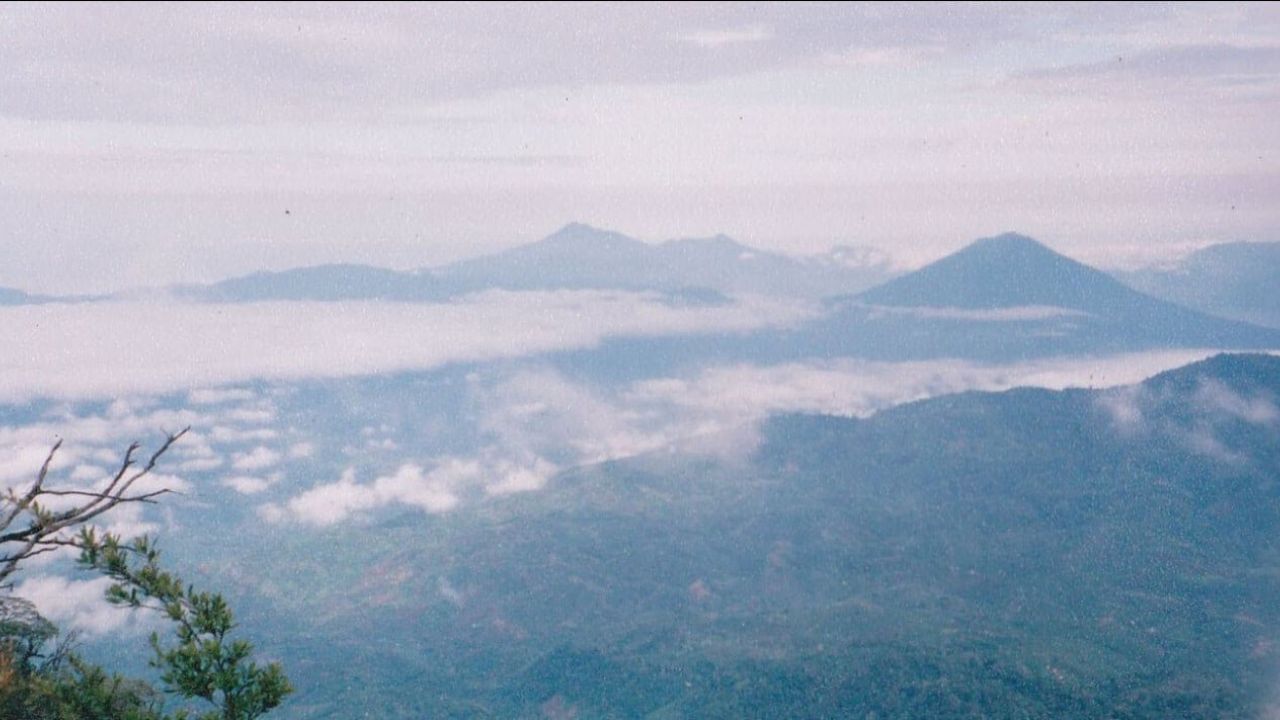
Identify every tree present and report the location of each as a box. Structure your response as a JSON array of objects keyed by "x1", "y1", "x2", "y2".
[
  {"x1": 1, "y1": 431, "x2": 291, "y2": 720},
  {"x1": 79, "y1": 531, "x2": 292, "y2": 720}
]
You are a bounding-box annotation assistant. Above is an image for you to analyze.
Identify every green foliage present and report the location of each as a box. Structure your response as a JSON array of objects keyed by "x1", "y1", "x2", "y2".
[
  {"x1": 78, "y1": 528, "x2": 292, "y2": 720},
  {"x1": 1, "y1": 596, "x2": 163, "y2": 720}
]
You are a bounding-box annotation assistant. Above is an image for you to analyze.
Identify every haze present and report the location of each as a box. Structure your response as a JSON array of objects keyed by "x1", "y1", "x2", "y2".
[{"x1": 2, "y1": 2, "x2": 1278, "y2": 293}]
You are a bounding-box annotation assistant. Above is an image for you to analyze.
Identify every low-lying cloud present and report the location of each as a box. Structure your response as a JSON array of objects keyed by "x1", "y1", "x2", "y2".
[
  {"x1": 0, "y1": 292, "x2": 809, "y2": 402},
  {"x1": 260, "y1": 348, "x2": 1229, "y2": 525}
]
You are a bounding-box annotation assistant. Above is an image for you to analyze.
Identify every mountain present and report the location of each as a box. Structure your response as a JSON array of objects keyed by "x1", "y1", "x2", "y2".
[
  {"x1": 171, "y1": 353, "x2": 1280, "y2": 718},
  {"x1": 433, "y1": 222, "x2": 894, "y2": 298},
  {"x1": 802, "y1": 232, "x2": 1280, "y2": 357},
  {"x1": 171, "y1": 264, "x2": 451, "y2": 303},
  {"x1": 1116, "y1": 242, "x2": 1280, "y2": 329},
  {"x1": 163, "y1": 224, "x2": 894, "y2": 303},
  {"x1": 858, "y1": 232, "x2": 1153, "y2": 312},
  {"x1": 550, "y1": 233, "x2": 1280, "y2": 382},
  {"x1": 0, "y1": 287, "x2": 31, "y2": 305}
]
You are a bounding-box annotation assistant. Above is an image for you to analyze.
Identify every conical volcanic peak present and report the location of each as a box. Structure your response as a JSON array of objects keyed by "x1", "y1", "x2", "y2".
[{"x1": 858, "y1": 233, "x2": 1143, "y2": 313}]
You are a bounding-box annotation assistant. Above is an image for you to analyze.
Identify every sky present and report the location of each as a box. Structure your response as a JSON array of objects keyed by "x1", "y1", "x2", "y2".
[{"x1": 2, "y1": 2, "x2": 1279, "y2": 293}]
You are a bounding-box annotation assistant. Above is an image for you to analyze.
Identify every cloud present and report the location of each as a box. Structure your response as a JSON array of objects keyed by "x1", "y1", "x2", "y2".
[
  {"x1": 630, "y1": 350, "x2": 1223, "y2": 427},
  {"x1": 0, "y1": 4, "x2": 1071, "y2": 122},
  {"x1": 1194, "y1": 378, "x2": 1279, "y2": 425},
  {"x1": 0, "y1": 442, "x2": 66, "y2": 486},
  {"x1": 231, "y1": 446, "x2": 282, "y2": 471},
  {"x1": 466, "y1": 350, "x2": 1226, "y2": 489},
  {"x1": 1096, "y1": 386, "x2": 1145, "y2": 433},
  {"x1": 0, "y1": 386, "x2": 293, "y2": 549},
  {"x1": 484, "y1": 457, "x2": 558, "y2": 496},
  {"x1": 14, "y1": 575, "x2": 142, "y2": 637},
  {"x1": 189, "y1": 387, "x2": 258, "y2": 405},
  {"x1": 680, "y1": 25, "x2": 772, "y2": 48},
  {"x1": 861, "y1": 304, "x2": 1089, "y2": 322},
  {"x1": 265, "y1": 451, "x2": 565, "y2": 525},
  {"x1": 0, "y1": 293, "x2": 809, "y2": 402},
  {"x1": 476, "y1": 370, "x2": 666, "y2": 465},
  {"x1": 222, "y1": 475, "x2": 272, "y2": 495},
  {"x1": 1184, "y1": 423, "x2": 1247, "y2": 465},
  {"x1": 266, "y1": 461, "x2": 479, "y2": 525},
  {"x1": 1, "y1": 4, "x2": 1277, "y2": 297},
  {"x1": 824, "y1": 45, "x2": 940, "y2": 68},
  {"x1": 1018, "y1": 43, "x2": 1280, "y2": 99},
  {"x1": 179, "y1": 456, "x2": 225, "y2": 472},
  {"x1": 1032, "y1": 43, "x2": 1280, "y2": 82},
  {"x1": 211, "y1": 426, "x2": 279, "y2": 443}
]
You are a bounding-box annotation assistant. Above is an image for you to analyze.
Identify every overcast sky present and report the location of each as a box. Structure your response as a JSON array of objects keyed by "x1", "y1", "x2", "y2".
[{"x1": 2, "y1": 2, "x2": 1278, "y2": 293}]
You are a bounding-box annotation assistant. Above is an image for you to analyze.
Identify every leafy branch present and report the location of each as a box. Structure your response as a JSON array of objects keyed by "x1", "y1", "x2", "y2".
[{"x1": 78, "y1": 531, "x2": 291, "y2": 720}]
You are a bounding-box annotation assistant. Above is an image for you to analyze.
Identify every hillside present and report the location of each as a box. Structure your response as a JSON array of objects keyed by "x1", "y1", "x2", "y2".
[{"x1": 184, "y1": 353, "x2": 1280, "y2": 718}]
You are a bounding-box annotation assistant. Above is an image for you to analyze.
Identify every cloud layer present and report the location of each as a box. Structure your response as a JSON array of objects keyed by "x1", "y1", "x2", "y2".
[
  {"x1": 258, "y1": 349, "x2": 1229, "y2": 526},
  {"x1": 0, "y1": 292, "x2": 807, "y2": 402}
]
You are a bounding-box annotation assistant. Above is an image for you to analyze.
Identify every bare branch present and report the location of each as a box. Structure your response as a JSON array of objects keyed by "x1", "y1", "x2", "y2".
[{"x1": 0, "y1": 427, "x2": 189, "y2": 587}]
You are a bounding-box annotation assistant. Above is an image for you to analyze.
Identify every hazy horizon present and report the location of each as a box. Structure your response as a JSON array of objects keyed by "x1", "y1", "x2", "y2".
[{"x1": 3, "y1": 3, "x2": 1279, "y2": 293}]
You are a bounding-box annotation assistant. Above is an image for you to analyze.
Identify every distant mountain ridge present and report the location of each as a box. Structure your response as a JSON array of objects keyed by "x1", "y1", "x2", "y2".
[
  {"x1": 1116, "y1": 241, "x2": 1280, "y2": 329},
  {"x1": 162, "y1": 223, "x2": 895, "y2": 302},
  {"x1": 170, "y1": 263, "x2": 451, "y2": 303},
  {"x1": 435, "y1": 222, "x2": 895, "y2": 297},
  {"x1": 0, "y1": 286, "x2": 31, "y2": 305}
]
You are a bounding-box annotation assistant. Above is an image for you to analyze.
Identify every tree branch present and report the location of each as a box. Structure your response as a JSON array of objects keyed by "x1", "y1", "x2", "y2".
[{"x1": 0, "y1": 428, "x2": 189, "y2": 587}]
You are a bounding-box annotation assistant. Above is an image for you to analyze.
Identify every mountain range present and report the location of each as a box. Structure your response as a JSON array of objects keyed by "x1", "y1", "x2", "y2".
[
  {"x1": 7, "y1": 227, "x2": 1276, "y2": 373},
  {"x1": 167, "y1": 353, "x2": 1280, "y2": 718},
  {"x1": 162, "y1": 223, "x2": 894, "y2": 303},
  {"x1": 172, "y1": 230, "x2": 1280, "y2": 366},
  {"x1": 553, "y1": 232, "x2": 1280, "y2": 378}
]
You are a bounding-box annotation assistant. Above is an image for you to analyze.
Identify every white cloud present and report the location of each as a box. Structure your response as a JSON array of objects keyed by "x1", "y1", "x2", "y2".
[
  {"x1": 630, "y1": 350, "x2": 1222, "y2": 428},
  {"x1": 14, "y1": 575, "x2": 142, "y2": 637},
  {"x1": 1194, "y1": 379, "x2": 1279, "y2": 425},
  {"x1": 465, "y1": 352, "x2": 1226, "y2": 492},
  {"x1": 222, "y1": 407, "x2": 277, "y2": 425},
  {"x1": 371, "y1": 463, "x2": 466, "y2": 513},
  {"x1": 0, "y1": 293, "x2": 809, "y2": 402},
  {"x1": 188, "y1": 387, "x2": 258, "y2": 405},
  {"x1": 484, "y1": 457, "x2": 558, "y2": 496},
  {"x1": 1184, "y1": 423, "x2": 1246, "y2": 465},
  {"x1": 1096, "y1": 386, "x2": 1145, "y2": 432},
  {"x1": 179, "y1": 456, "x2": 225, "y2": 472},
  {"x1": 222, "y1": 475, "x2": 272, "y2": 495},
  {"x1": 0, "y1": 443, "x2": 66, "y2": 486},
  {"x1": 231, "y1": 446, "x2": 282, "y2": 471},
  {"x1": 680, "y1": 24, "x2": 772, "y2": 48},
  {"x1": 269, "y1": 461, "x2": 479, "y2": 526},
  {"x1": 210, "y1": 425, "x2": 279, "y2": 443},
  {"x1": 478, "y1": 370, "x2": 665, "y2": 465},
  {"x1": 69, "y1": 463, "x2": 105, "y2": 482}
]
